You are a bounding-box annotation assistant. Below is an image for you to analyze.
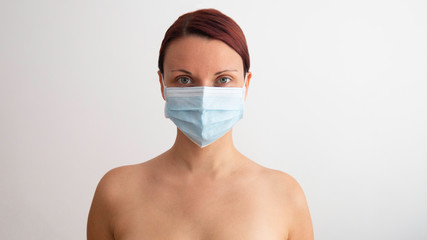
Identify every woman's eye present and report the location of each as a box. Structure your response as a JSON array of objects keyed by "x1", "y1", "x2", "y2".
[
  {"x1": 218, "y1": 77, "x2": 231, "y2": 84},
  {"x1": 177, "y1": 77, "x2": 192, "y2": 85}
]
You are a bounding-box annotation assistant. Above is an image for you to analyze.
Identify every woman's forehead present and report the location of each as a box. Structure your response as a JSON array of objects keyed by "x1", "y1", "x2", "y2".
[{"x1": 163, "y1": 36, "x2": 244, "y2": 74}]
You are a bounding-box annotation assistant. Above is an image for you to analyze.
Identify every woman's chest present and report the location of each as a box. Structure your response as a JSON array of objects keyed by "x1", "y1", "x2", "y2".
[{"x1": 112, "y1": 182, "x2": 289, "y2": 240}]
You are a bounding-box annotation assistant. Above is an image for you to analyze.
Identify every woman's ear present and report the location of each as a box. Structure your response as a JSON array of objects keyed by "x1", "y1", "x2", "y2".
[
  {"x1": 158, "y1": 70, "x2": 165, "y2": 100},
  {"x1": 244, "y1": 72, "x2": 252, "y2": 100}
]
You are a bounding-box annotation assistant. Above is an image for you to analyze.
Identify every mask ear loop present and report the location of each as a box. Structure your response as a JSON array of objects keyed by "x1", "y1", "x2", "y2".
[
  {"x1": 161, "y1": 73, "x2": 168, "y2": 118},
  {"x1": 161, "y1": 73, "x2": 168, "y2": 99},
  {"x1": 242, "y1": 73, "x2": 248, "y2": 98},
  {"x1": 161, "y1": 73, "x2": 166, "y2": 88}
]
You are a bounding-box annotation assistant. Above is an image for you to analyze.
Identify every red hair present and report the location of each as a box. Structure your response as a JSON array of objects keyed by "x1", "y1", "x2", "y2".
[{"x1": 158, "y1": 9, "x2": 250, "y2": 75}]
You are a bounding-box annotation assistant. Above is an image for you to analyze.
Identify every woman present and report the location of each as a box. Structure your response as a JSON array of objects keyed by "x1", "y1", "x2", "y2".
[{"x1": 87, "y1": 8, "x2": 313, "y2": 240}]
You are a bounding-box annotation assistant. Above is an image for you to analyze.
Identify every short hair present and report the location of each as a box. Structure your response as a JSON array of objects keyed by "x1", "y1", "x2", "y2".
[{"x1": 158, "y1": 8, "x2": 250, "y2": 75}]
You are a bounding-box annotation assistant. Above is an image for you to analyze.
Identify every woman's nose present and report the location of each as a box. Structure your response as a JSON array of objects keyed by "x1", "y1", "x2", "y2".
[{"x1": 197, "y1": 79, "x2": 213, "y2": 87}]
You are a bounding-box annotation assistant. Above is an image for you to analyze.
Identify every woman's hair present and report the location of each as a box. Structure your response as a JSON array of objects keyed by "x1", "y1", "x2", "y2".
[{"x1": 158, "y1": 8, "x2": 250, "y2": 75}]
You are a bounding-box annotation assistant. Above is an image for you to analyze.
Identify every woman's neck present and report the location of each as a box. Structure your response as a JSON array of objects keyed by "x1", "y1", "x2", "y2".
[{"x1": 166, "y1": 129, "x2": 244, "y2": 179}]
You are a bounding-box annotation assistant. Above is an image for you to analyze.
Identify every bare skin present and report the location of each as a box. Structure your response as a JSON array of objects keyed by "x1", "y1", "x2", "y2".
[{"x1": 87, "y1": 36, "x2": 313, "y2": 240}]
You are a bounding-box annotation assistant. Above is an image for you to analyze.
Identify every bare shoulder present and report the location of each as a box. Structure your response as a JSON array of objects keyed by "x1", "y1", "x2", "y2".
[
  {"x1": 87, "y1": 163, "x2": 146, "y2": 240},
  {"x1": 102, "y1": 163, "x2": 145, "y2": 183},
  {"x1": 255, "y1": 167, "x2": 314, "y2": 240},
  {"x1": 262, "y1": 168, "x2": 307, "y2": 204},
  {"x1": 96, "y1": 164, "x2": 143, "y2": 197}
]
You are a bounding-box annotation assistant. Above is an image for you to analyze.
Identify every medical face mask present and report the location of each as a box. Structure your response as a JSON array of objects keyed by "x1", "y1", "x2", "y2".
[{"x1": 163, "y1": 78, "x2": 246, "y2": 148}]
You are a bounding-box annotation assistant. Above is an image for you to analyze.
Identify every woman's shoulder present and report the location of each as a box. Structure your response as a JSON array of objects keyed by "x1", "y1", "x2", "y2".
[
  {"x1": 254, "y1": 166, "x2": 313, "y2": 238},
  {"x1": 88, "y1": 162, "x2": 154, "y2": 238},
  {"x1": 94, "y1": 164, "x2": 143, "y2": 200},
  {"x1": 251, "y1": 165, "x2": 307, "y2": 204},
  {"x1": 265, "y1": 168, "x2": 302, "y2": 190},
  {"x1": 95, "y1": 161, "x2": 161, "y2": 202},
  {"x1": 102, "y1": 163, "x2": 145, "y2": 179}
]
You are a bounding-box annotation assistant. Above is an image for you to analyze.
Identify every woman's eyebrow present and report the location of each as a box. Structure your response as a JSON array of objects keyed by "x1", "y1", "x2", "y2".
[
  {"x1": 171, "y1": 69, "x2": 192, "y2": 75},
  {"x1": 170, "y1": 69, "x2": 238, "y2": 75},
  {"x1": 215, "y1": 69, "x2": 238, "y2": 75}
]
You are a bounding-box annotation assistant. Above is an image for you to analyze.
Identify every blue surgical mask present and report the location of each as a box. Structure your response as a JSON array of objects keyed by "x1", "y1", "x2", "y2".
[{"x1": 163, "y1": 79, "x2": 246, "y2": 148}]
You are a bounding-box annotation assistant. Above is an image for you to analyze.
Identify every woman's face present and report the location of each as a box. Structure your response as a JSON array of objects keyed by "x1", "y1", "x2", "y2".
[{"x1": 159, "y1": 35, "x2": 251, "y2": 93}]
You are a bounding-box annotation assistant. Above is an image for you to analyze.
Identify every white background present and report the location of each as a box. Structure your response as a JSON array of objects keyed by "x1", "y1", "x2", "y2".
[{"x1": 1, "y1": 0, "x2": 426, "y2": 239}]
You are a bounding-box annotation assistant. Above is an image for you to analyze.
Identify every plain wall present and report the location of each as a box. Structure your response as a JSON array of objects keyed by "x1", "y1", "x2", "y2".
[{"x1": 1, "y1": 0, "x2": 426, "y2": 239}]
